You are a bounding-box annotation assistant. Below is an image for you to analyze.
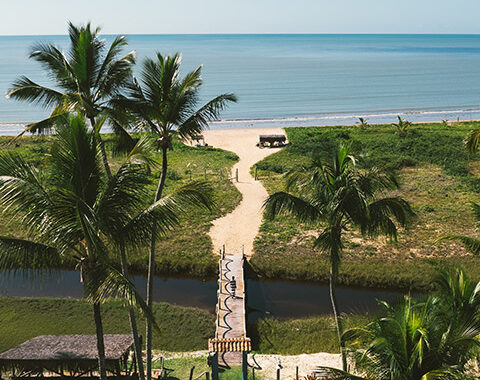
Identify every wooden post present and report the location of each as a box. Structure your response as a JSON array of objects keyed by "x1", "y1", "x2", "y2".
[
  {"x1": 296, "y1": 366, "x2": 299, "y2": 380},
  {"x1": 277, "y1": 368, "x2": 281, "y2": 380},
  {"x1": 189, "y1": 366, "x2": 195, "y2": 380},
  {"x1": 236, "y1": 168, "x2": 239, "y2": 182},
  {"x1": 254, "y1": 166, "x2": 258, "y2": 180},
  {"x1": 211, "y1": 353, "x2": 219, "y2": 380},
  {"x1": 242, "y1": 351, "x2": 248, "y2": 380}
]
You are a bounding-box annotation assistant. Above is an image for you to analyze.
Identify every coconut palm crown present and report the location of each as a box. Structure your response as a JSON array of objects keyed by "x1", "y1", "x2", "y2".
[
  {"x1": 264, "y1": 146, "x2": 413, "y2": 370},
  {"x1": 6, "y1": 22, "x2": 136, "y2": 176}
]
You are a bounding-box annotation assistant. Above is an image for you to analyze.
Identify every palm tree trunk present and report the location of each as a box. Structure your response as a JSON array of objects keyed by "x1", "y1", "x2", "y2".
[
  {"x1": 119, "y1": 243, "x2": 146, "y2": 380},
  {"x1": 88, "y1": 116, "x2": 112, "y2": 178},
  {"x1": 329, "y1": 266, "x2": 347, "y2": 371},
  {"x1": 146, "y1": 145, "x2": 168, "y2": 380},
  {"x1": 93, "y1": 302, "x2": 108, "y2": 380}
]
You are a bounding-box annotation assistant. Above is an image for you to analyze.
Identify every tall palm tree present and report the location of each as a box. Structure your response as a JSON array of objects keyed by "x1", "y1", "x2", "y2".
[
  {"x1": 264, "y1": 146, "x2": 413, "y2": 370},
  {"x1": 6, "y1": 22, "x2": 136, "y2": 177},
  {"x1": 110, "y1": 52, "x2": 236, "y2": 379},
  {"x1": 317, "y1": 269, "x2": 480, "y2": 380},
  {"x1": 0, "y1": 115, "x2": 214, "y2": 379}
]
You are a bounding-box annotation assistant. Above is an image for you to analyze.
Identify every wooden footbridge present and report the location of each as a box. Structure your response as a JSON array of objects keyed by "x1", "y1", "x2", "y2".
[{"x1": 208, "y1": 246, "x2": 251, "y2": 379}]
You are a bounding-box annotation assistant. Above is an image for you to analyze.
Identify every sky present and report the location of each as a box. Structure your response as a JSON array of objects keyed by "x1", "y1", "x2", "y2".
[{"x1": 2, "y1": 0, "x2": 480, "y2": 35}]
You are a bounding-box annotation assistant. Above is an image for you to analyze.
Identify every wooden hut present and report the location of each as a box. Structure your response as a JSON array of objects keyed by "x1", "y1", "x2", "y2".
[
  {"x1": 258, "y1": 134, "x2": 287, "y2": 148},
  {"x1": 0, "y1": 334, "x2": 136, "y2": 378}
]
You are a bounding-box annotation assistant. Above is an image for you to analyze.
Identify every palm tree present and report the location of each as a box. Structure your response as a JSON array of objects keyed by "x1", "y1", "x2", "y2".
[
  {"x1": 6, "y1": 22, "x2": 136, "y2": 177},
  {"x1": 441, "y1": 202, "x2": 480, "y2": 254},
  {"x1": 464, "y1": 129, "x2": 480, "y2": 154},
  {"x1": 0, "y1": 115, "x2": 214, "y2": 380},
  {"x1": 110, "y1": 52, "x2": 236, "y2": 379},
  {"x1": 392, "y1": 116, "x2": 412, "y2": 137},
  {"x1": 316, "y1": 269, "x2": 480, "y2": 380},
  {"x1": 357, "y1": 117, "x2": 369, "y2": 129},
  {"x1": 264, "y1": 146, "x2": 413, "y2": 370}
]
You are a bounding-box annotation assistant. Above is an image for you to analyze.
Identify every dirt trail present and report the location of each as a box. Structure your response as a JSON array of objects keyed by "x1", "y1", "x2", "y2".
[{"x1": 202, "y1": 128, "x2": 284, "y2": 256}]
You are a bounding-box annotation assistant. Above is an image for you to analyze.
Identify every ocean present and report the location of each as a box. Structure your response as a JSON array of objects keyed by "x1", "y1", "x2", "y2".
[{"x1": 1, "y1": 34, "x2": 480, "y2": 134}]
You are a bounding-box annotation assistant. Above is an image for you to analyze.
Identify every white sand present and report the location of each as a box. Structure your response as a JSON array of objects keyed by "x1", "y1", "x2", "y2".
[
  {"x1": 202, "y1": 128, "x2": 285, "y2": 257},
  {"x1": 247, "y1": 352, "x2": 342, "y2": 379}
]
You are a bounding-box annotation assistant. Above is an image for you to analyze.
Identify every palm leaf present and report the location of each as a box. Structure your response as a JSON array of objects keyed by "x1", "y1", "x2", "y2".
[
  {"x1": 264, "y1": 191, "x2": 322, "y2": 222},
  {"x1": 0, "y1": 237, "x2": 61, "y2": 271},
  {"x1": 440, "y1": 235, "x2": 480, "y2": 255},
  {"x1": 85, "y1": 264, "x2": 160, "y2": 331}
]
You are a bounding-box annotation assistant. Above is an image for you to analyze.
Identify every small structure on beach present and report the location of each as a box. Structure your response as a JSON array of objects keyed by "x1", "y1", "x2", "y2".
[
  {"x1": 0, "y1": 334, "x2": 136, "y2": 378},
  {"x1": 191, "y1": 134, "x2": 205, "y2": 146},
  {"x1": 257, "y1": 134, "x2": 287, "y2": 148}
]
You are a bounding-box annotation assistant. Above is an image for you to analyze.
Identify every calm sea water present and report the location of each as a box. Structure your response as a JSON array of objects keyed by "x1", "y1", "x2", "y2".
[{"x1": 1, "y1": 34, "x2": 480, "y2": 133}]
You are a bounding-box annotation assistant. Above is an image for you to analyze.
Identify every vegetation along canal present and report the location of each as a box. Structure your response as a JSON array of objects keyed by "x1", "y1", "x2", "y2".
[{"x1": 1, "y1": 270, "x2": 411, "y2": 319}]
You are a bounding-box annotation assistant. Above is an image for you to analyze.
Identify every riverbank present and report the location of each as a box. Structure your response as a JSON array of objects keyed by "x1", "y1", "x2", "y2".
[{"x1": 0, "y1": 297, "x2": 369, "y2": 355}]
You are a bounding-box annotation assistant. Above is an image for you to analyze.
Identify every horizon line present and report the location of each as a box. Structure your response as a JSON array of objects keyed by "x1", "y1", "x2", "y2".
[{"x1": 1, "y1": 32, "x2": 480, "y2": 37}]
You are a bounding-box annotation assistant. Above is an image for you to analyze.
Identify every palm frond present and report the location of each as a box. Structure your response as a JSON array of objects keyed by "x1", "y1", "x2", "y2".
[
  {"x1": 0, "y1": 237, "x2": 61, "y2": 271},
  {"x1": 440, "y1": 235, "x2": 480, "y2": 255},
  {"x1": 264, "y1": 191, "x2": 322, "y2": 222},
  {"x1": 119, "y1": 181, "x2": 214, "y2": 246},
  {"x1": 6, "y1": 77, "x2": 64, "y2": 108},
  {"x1": 177, "y1": 93, "x2": 237, "y2": 139},
  {"x1": 464, "y1": 128, "x2": 480, "y2": 154},
  {"x1": 86, "y1": 264, "x2": 159, "y2": 331}
]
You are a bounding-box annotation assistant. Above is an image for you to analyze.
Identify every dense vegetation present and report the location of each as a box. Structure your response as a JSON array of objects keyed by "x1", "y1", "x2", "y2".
[
  {"x1": 252, "y1": 122, "x2": 480, "y2": 291},
  {"x1": 0, "y1": 134, "x2": 239, "y2": 278}
]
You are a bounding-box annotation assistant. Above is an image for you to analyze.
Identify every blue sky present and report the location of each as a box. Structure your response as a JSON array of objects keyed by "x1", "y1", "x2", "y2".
[{"x1": 2, "y1": 0, "x2": 479, "y2": 35}]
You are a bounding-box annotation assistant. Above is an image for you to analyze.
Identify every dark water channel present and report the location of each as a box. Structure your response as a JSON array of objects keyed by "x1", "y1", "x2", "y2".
[{"x1": 0, "y1": 270, "x2": 412, "y2": 320}]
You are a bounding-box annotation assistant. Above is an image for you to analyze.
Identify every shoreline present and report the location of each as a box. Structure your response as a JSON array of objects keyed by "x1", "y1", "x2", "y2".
[{"x1": 1, "y1": 109, "x2": 480, "y2": 136}]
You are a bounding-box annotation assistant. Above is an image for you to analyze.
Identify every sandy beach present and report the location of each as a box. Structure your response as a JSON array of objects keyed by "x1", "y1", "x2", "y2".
[{"x1": 201, "y1": 128, "x2": 284, "y2": 257}]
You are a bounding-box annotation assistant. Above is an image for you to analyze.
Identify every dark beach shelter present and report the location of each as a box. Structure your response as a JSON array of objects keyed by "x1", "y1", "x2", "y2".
[
  {"x1": 258, "y1": 134, "x2": 286, "y2": 147},
  {"x1": 0, "y1": 335, "x2": 137, "y2": 378}
]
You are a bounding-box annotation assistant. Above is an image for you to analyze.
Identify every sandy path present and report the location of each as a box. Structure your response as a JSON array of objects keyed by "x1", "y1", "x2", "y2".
[{"x1": 202, "y1": 128, "x2": 284, "y2": 256}]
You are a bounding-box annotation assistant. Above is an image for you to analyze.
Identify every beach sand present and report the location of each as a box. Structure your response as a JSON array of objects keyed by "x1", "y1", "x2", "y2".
[{"x1": 202, "y1": 128, "x2": 284, "y2": 257}]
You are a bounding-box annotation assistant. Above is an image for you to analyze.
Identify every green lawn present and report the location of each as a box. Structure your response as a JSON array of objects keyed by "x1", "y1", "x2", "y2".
[
  {"x1": 251, "y1": 122, "x2": 480, "y2": 291},
  {"x1": 0, "y1": 297, "x2": 215, "y2": 353},
  {"x1": 250, "y1": 313, "x2": 370, "y2": 355},
  {"x1": 0, "y1": 297, "x2": 356, "y2": 362},
  {"x1": 0, "y1": 133, "x2": 241, "y2": 279}
]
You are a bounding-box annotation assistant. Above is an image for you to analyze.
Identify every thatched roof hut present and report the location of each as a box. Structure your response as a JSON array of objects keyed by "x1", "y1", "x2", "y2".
[
  {"x1": 258, "y1": 134, "x2": 287, "y2": 147},
  {"x1": 0, "y1": 335, "x2": 135, "y2": 377}
]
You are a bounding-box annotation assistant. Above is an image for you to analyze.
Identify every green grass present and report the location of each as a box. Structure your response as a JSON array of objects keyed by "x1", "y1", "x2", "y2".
[
  {"x1": 252, "y1": 122, "x2": 480, "y2": 291},
  {"x1": 0, "y1": 297, "x2": 215, "y2": 353},
  {"x1": 250, "y1": 314, "x2": 370, "y2": 355},
  {"x1": 0, "y1": 134, "x2": 241, "y2": 279}
]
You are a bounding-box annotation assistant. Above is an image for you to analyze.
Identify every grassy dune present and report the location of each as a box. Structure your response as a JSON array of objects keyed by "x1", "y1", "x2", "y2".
[{"x1": 252, "y1": 122, "x2": 480, "y2": 291}]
